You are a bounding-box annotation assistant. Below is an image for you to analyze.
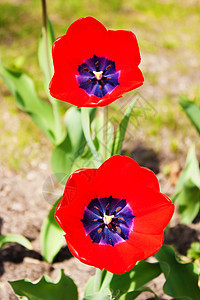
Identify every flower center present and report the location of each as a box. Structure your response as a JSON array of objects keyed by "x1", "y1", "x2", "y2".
[
  {"x1": 103, "y1": 214, "x2": 114, "y2": 225},
  {"x1": 76, "y1": 55, "x2": 120, "y2": 98},
  {"x1": 81, "y1": 196, "x2": 135, "y2": 247},
  {"x1": 93, "y1": 71, "x2": 103, "y2": 81}
]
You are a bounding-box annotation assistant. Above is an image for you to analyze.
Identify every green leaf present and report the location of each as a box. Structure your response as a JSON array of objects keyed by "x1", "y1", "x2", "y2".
[
  {"x1": 38, "y1": 16, "x2": 64, "y2": 144},
  {"x1": 179, "y1": 96, "x2": 200, "y2": 134},
  {"x1": 40, "y1": 198, "x2": 64, "y2": 263},
  {"x1": 71, "y1": 144, "x2": 99, "y2": 173},
  {"x1": 71, "y1": 113, "x2": 114, "y2": 172},
  {"x1": 187, "y1": 242, "x2": 200, "y2": 260},
  {"x1": 84, "y1": 270, "x2": 113, "y2": 297},
  {"x1": 81, "y1": 107, "x2": 102, "y2": 165},
  {"x1": 38, "y1": 17, "x2": 55, "y2": 91},
  {"x1": 0, "y1": 234, "x2": 32, "y2": 250},
  {"x1": 0, "y1": 61, "x2": 58, "y2": 145},
  {"x1": 83, "y1": 290, "x2": 111, "y2": 300},
  {"x1": 176, "y1": 145, "x2": 199, "y2": 191},
  {"x1": 119, "y1": 286, "x2": 159, "y2": 300},
  {"x1": 84, "y1": 262, "x2": 161, "y2": 300},
  {"x1": 10, "y1": 269, "x2": 78, "y2": 300},
  {"x1": 112, "y1": 98, "x2": 138, "y2": 155},
  {"x1": 173, "y1": 145, "x2": 200, "y2": 224},
  {"x1": 110, "y1": 260, "x2": 161, "y2": 298},
  {"x1": 92, "y1": 113, "x2": 114, "y2": 160},
  {"x1": 51, "y1": 107, "x2": 96, "y2": 183},
  {"x1": 175, "y1": 179, "x2": 200, "y2": 224},
  {"x1": 155, "y1": 245, "x2": 200, "y2": 300}
]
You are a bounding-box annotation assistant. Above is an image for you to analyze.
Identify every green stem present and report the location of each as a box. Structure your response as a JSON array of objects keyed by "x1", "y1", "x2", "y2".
[
  {"x1": 103, "y1": 106, "x2": 108, "y2": 161},
  {"x1": 41, "y1": 0, "x2": 63, "y2": 144},
  {"x1": 81, "y1": 108, "x2": 102, "y2": 166},
  {"x1": 94, "y1": 268, "x2": 102, "y2": 293}
]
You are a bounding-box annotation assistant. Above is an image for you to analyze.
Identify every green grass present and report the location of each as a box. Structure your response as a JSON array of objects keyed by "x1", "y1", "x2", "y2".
[{"x1": 0, "y1": 0, "x2": 200, "y2": 170}]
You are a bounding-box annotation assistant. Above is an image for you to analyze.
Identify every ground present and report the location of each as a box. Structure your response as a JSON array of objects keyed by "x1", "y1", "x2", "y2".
[{"x1": 0, "y1": 0, "x2": 200, "y2": 299}]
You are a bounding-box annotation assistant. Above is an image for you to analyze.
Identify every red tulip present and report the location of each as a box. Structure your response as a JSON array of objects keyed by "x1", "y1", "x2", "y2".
[
  {"x1": 49, "y1": 17, "x2": 144, "y2": 107},
  {"x1": 55, "y1": 155, "x2": 174, "y2": 274}
]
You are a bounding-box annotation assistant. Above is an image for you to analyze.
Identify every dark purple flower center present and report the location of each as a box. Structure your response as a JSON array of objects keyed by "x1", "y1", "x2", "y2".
[
  {"x1": 81, "y1": 196, "x2": 135, "y2": 247},
  {"x1": 76, "y1": 55, "x2": 120, "y2": 98}
]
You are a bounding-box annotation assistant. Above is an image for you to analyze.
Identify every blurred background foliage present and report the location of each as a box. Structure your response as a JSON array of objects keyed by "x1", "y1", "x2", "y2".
[{"x1": 0, "y1": 0, "x2": 200, "y2": 171}]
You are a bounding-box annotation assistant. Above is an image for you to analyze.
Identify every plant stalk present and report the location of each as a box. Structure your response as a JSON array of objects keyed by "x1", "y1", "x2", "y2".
[
  {"x1": 41, "y1": 0, "x2": 63, "y2": 144},
  {"x1": 103, "y1": 106, "x2": 108, "y2": 161}
]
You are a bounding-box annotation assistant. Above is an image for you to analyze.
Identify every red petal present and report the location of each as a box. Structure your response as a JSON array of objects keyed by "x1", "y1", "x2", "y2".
[
  {"x1": 107, "y1": 30, "x2": 141, "y2": 68},
  {"x1": 65, "y1": 17, "x2": 108, "y2": 62},
  {"x1": 127, "y1": 187, "x2": 174, "y2": 217},
  {"x1": 65, "y1": 226, "x2": 143, "y2": 274},
  {"x1": 58, "y1": 168, "x2": 97, "y2": 207},
  {"x1": 128, "y1": 231, "x2": 164, "y2": 259},
  {"x1": 133, "y1": 200, "x2": 174, "y2": 235},
  {"x1": 94, "y1": 155, "x2": 159, "y2": 198}
]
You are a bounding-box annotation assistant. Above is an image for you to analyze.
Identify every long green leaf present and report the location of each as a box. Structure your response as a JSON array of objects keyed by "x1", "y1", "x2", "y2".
[
  {"x1": 174, "y1": 179, "x2": 200, "y2": 224},
  {"x1": 179, "y1": 96, "x2": 200, "y2": 134},
  {"x1": 0, "y1": 61, "x2": 59, "y2": 144},
  {"x1": 81, "y1": 107, "x2": 102, "y2": 166},
  {"x1": 119, "y1": 286, "x2": 159, "y2": 300},
  {"x1": 173, "y1": 145, "x2": 200, "y2": 224},
  {"x1": 38, "y1": 16, "x2": 64, "y2": 144},
  {"x1": 51, "y1": 107, "x2": 96, "y2": 183},
  {"x1": 40, "y1": 198, "x2": 64, "y2": 263},
  {"x1": 38, "y1": 17, "x2": 55, "y2": 90},
  {"x1": 84, "y1": 261, "x2": 161, "y2": 300},
  {"x1": 110, "y1": 260, "x2": 161, "y2": 298},
  {"x1": 112, "y1": 98, "x2": 138, "y2": 155},
  {"x1": 10, "y1": 269, "x2": 78, "y2": 300},
  {"x1": 92, "y1": 113, "x2": 114, "y2": 160},
  {"x1": 155, "y1": 245, "x2": 200, "y2": 300},
  {"x1": 0, "y1": 234, "x2": 32, "y2": 250},
  {"x1": 176, "y1": 145, "x2": 199, "y2": 191}
]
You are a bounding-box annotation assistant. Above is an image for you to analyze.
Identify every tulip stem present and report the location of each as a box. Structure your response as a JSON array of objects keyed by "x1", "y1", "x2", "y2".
[
  {"x1": 81, "y1": 108, "x2": 102, "y2": 166},
  {"x1": 41, "y1": 0, "x2": 63, "y2": 144},
  {"x1": 103, "y1": 106, "x2": 108, "y2": 161},
  {"x1": 94, "y1": 268, "x2": 102, "y2": 293}
]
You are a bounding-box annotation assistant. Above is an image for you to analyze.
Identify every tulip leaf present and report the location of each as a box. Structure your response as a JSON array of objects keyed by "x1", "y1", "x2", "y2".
[
  {"x1": 0, "y1": 61, "x2": 59, "y2": 145},
  {"x1": 71, "y1": 145, "x2": 99, "y2": 173},
  {"x1": 179, "y1": 96, "x2": 200, "y2": 134},
  {"x1": 84, "y1": 269, "x2": 113, "y2": 298},
  {"x1": 38, "y1": 17, "x2": 55, "y2": 91},
  {"x1": 71, "y1": 113, "x2": 114, "y2": 172},
  {"x1": 176, "y1": 145, "x2": 199, "y2": 191},
  {"x1": 119, "y1": 286, "x2": 159, "y2": 300},
  {"x1": 0, "y1": 234, "x2": 32, "y2": 250},
  {"x1": 81, "y1": 107, "x2": 102, "y2": 165},
  {"x1": 10, "y1": 269, "x2": 78, "y2": 300},
  {"x1": 51, "y1": 107, "x2": 96, "y2": 184},
  {"x1": 84, "y1": 261, "x2": 161, "y2": 300},
  {"x1": 83, "y1": 290, "x2": 111, "y2": 300},
  {"x1": 112, "y1": 98, "x2": 138, "y2": 155},
  {"x1": 155, "y1": 245, "x2": 200, "y2": 300},
  {"x1": 173, "y1": 145, "x2": 200, "y2": 224},
  {"x1": 92, "y1": 112, "x2": 114, "y2": 160},
  {"x1": 110, "y1": 260, "x2": 161, "y2": 298},
  {"x1": 174, "y1": 179, "x2": 200, "y2": 224},
  {"x1": 40, "y1": 198, "x2": 64, "y2": 263}
]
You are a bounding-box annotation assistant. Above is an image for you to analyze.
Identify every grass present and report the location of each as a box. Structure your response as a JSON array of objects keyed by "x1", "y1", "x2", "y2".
[{"x1": 0, "y1": 0, "x2": 200, "y2": 171}]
